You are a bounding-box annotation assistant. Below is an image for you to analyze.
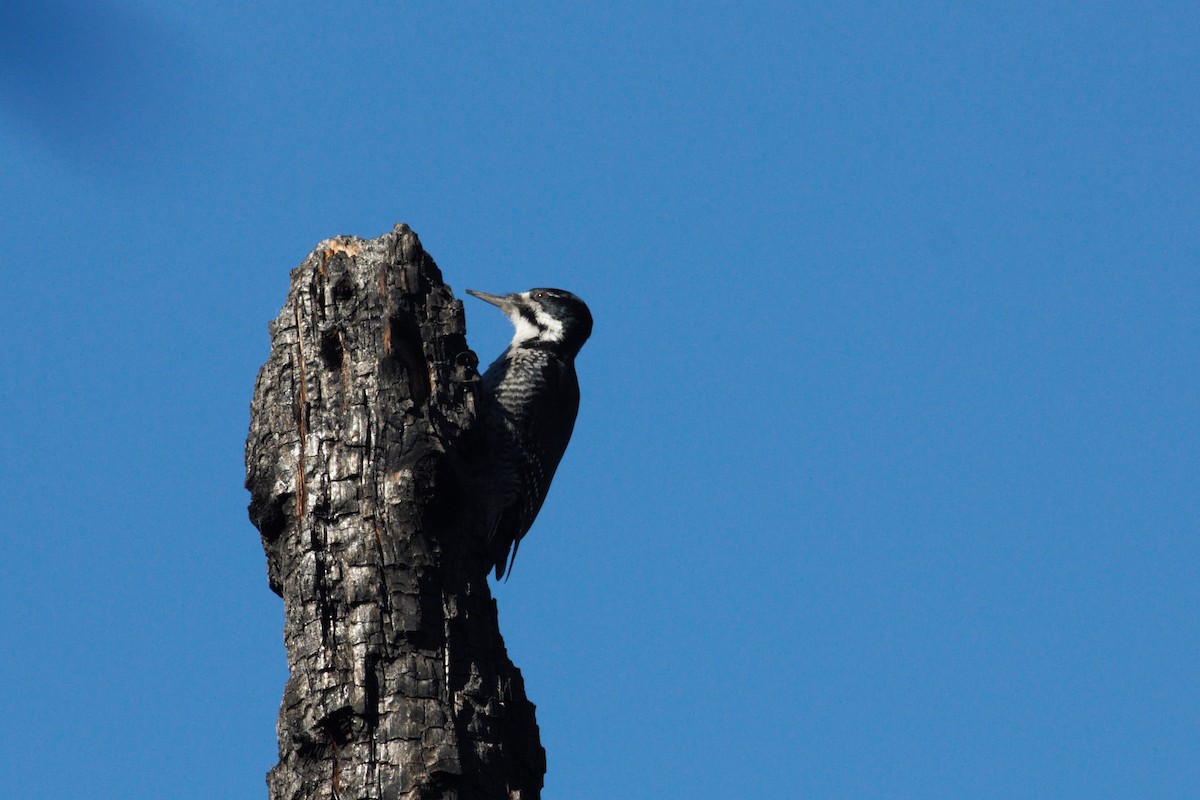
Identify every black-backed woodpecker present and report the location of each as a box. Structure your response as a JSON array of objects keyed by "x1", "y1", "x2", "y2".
[{"x1": 466, "y1": 288, "x2": 593, "y2": 580}]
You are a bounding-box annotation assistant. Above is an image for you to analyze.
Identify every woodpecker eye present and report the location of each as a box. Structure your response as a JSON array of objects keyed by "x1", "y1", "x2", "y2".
[{"x1": 533, "y1": 291, "x2": 546, "y2": 300}]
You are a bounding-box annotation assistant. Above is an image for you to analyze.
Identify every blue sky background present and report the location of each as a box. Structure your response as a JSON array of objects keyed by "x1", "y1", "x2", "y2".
[{"x1": 1, "y1": 2, "x2": 1197, "y2": 798}]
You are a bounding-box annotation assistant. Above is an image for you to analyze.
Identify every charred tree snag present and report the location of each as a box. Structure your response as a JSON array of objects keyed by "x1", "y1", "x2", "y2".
[{"x1": 245, "y1": 224, "x2": 545, "y2": 800}]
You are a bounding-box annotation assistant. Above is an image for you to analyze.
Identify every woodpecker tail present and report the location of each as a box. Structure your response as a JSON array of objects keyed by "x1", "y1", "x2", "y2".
[{"x1": 498, "y1": 538, "x2": 525, "y2": 581}]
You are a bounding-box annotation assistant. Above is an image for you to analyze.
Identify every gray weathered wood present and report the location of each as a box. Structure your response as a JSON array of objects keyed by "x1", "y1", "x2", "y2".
[{"x1": 245, "y1": 224, "x2": 544, "y2": 800}]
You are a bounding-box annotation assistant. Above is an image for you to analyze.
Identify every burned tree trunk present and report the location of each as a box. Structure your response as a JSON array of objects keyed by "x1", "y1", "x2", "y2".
[{"x1": 245, "y1": 224, "x2": 545, "y2": 800}]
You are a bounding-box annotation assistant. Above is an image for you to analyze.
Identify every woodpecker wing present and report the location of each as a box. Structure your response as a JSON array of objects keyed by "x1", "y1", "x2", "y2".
[{"x1": 481, "y1": 348, "x2": 581, "y2": 579}]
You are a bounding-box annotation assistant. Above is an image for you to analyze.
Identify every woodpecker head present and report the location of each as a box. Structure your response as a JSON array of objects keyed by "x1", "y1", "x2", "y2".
[{"x1": 466, "y1": 288, "x2": 593, "y2": 357}]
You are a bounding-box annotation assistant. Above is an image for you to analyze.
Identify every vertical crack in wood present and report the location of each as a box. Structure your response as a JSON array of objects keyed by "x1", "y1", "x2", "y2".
[
  {"x1": 331, "y1": 740, "x2": 342, "y2": 800},
  {"x1": 293, "y1": 298, "x2": 309, "y2": 519}
]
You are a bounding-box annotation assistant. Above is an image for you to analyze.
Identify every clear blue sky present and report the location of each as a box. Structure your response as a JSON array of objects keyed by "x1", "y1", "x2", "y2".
[{"x1": 1, "y1": 2, "x2": 1197, "y2": 798}]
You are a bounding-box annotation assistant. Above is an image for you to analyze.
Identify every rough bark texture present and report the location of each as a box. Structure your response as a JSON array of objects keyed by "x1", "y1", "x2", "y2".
[{"x1": 245, "y1": 224, "x2": 545, "y2": 800}]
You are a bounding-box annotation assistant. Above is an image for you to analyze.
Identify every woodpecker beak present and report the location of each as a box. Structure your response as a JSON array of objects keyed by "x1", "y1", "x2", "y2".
[{"x1": 466, "y1": 290, "x2": 513, "y2": 310}]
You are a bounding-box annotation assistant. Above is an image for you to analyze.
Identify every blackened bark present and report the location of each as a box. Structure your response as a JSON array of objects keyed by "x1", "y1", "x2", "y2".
[{"x1": 245, "y1": 224, "x2": 545, "y2": 800}]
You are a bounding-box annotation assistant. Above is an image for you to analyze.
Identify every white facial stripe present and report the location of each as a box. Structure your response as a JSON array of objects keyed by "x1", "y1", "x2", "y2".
[
  {"x1": 534, "y1": 307, "x2": 564, "y2": 342},
  {"x1": 508, "y1": 310, "x2": 542, "y2": 346},
  {"x1": 504, "y1": 292, "x2": 564, "y2": 346}
]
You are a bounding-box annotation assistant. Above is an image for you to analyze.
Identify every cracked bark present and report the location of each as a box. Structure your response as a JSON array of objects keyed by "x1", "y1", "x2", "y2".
[{"x1": 245, "y1": 224, "x2": 545, "y2": 800}]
